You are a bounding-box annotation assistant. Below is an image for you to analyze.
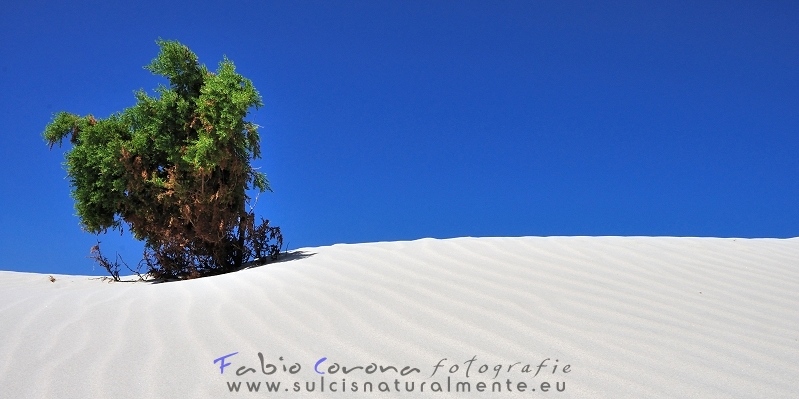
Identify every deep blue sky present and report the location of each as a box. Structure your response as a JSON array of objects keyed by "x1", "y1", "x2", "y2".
[{"x1": 1, "y1": 1, "x2": 797, "y2": 275}]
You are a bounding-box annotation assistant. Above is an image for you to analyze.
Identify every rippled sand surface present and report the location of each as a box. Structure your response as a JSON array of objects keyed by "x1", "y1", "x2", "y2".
[{"x1": 1, "y1": 237, "x2": 797, "y2": 398}]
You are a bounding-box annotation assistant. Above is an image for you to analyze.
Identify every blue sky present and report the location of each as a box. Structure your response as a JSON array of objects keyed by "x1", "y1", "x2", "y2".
[{"x1": 1, "y1": 1, "x2": 797, "y2": 275}]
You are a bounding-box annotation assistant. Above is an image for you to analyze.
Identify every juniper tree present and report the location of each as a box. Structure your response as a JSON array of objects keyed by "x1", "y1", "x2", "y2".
[{"x1": 44, "y1": 39, "x2": 282, "y2": 279}]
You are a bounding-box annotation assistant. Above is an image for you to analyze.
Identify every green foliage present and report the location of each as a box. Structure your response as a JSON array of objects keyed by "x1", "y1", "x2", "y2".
[{"x1": 44, "y1": 39, "x2": 282, "y2": 279}]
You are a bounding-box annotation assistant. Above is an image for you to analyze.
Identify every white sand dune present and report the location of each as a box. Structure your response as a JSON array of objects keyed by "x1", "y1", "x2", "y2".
[{"x1": 1, "y1": 237, "x2": 798, "y2": 398}]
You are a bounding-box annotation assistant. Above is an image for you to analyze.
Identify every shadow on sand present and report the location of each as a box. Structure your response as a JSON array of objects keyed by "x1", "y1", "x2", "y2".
[
  {"x1": 240, "y1": 249, "x2": 316, "y2": 269},
  {"x1": 126, "y1": 250, "x2": 316, "y2": 284}
]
